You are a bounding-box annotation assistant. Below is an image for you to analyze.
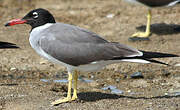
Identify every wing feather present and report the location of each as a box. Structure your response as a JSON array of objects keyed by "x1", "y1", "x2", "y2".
[{"x1": 40, "y1": 23, "x2": 142, "y2": 66}]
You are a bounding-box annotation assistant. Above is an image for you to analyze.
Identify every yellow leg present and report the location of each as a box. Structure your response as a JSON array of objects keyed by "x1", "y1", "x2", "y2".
[
  {"x1": 51, "y1": 72, "x2": 73, "y2": 105},
  {"x1": 72, "y1": 70, "x2": 78, "y2": 101},
  {"x1": 131, "y1": 9, "x2": 152, "y2": 38}
]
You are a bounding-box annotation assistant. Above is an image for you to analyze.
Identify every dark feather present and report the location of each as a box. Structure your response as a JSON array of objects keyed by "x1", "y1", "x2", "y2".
[
  {"x1": 0, "y1": 41, "x2": 19, "y2": 49},
  {"x1": 112, "y1": 51, "x2": 179, "y2": 65},
  {"x1": 137, "y1": 0, "x2": 180, "y2": 7}
]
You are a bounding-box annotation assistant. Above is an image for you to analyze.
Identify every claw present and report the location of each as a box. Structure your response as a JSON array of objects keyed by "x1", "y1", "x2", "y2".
[
  {"x1": 51, "y1": 97, "x2": 72, "y2": 105},
  {"x1": 132, "y1": 32, "x2": 150, "y2": 38},
  {"x1": 71, "y1": 94, "x2": 78, "y2": 101}
]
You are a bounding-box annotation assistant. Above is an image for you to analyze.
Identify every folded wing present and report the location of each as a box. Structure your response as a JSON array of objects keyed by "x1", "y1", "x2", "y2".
[{"x1": 40, "y1": 23, "x2": 142, "y2": 66}]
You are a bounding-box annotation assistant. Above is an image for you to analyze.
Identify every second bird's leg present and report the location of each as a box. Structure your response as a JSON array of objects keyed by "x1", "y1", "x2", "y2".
[{"x1": 131, "y1": 9, "x2": 152, "y2": 39}]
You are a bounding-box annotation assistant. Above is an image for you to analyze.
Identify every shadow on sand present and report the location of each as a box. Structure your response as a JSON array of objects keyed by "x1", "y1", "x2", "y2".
[
  {"x1": 136, "y1": 23, "x2": 180, "y2": 35},
  {"x1": 78, "y1": 92, "x2": 180, "y2": 102}
]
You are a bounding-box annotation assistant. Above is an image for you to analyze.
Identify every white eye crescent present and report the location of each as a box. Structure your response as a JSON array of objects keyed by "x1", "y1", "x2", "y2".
[{"x1": 33, "y1": 12, "x2": 38, "y2": 18}]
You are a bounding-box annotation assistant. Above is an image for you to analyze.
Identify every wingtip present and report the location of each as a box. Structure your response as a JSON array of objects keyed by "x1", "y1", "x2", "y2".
[{"x1": 0, "y1": 41, "x2": 20, "y2": 49}]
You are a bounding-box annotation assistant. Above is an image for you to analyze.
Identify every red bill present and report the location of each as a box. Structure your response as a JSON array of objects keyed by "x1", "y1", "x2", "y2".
[{"x1": 5, "y1": 19, "x2": 27, "y2": 26}]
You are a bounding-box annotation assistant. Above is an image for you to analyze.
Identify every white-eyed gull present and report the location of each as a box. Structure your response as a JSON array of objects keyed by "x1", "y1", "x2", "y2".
[{"x1": 5, "y1": 8, "x2": 179, "y2": 105}]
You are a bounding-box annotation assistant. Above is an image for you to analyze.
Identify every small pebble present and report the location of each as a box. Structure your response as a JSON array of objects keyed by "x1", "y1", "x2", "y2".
[
  {"x1": 173, "y1": 92, "x2": 180, "y2": 96},
  {"x1": 131, "y1": 72, "x2": 144, "y2": 79},
  {"x1": 168, "y1": 89, "x2": 180, "y2": 96},
  {"x1": 53, "y1": 79, "x2": 68, "y2": 83},
  {"x1": 101, "y1": 85, "x2": 117, "y2": 90},
  {"x1": 90, "y1": 75, "x2": 94, "y2": 79},
  {"x1": 80, "y1": 78, "x2": 94, "y2": 83},
  {"x1": 78, "y1": 77, "x2": 94, "y2": 83},
  {"x1": 40, "y1": 79, "x2": 49, "y2": 82},
  {"x1": 102, "y1": 85, "x2": 124, "y2": 94},
  {"x1": 111, "y1": 89, "x2": 124, "y2": 94},
  {"x1": 175, "y1": 63, "x2": 180, "y2": 66},
  {"x1": 10, "y1": 67, "x2": 16, "y2": 71},
  {"x1": 106, "y1": 14, "x2": 115, "y2": 18},
  {"x1": 164, "y1": 93, "x2": 168, "y2": 95},
  {"x1": 115, "y1": 78, "x2": 120, "y2": 83}
]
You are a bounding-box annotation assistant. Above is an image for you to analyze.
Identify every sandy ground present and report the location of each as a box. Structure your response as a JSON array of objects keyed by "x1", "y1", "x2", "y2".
[{"x1": 0, "y1": 0, "x2": 180, "y2": 110}]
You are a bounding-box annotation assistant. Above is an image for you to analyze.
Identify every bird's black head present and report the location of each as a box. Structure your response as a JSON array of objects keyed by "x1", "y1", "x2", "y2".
[
  {"x1": 22, "y1": 8, "x2": 56, "y2": 29},
  {"x1": 5, "y1": 8, "x2": 56, "y2": 29}
]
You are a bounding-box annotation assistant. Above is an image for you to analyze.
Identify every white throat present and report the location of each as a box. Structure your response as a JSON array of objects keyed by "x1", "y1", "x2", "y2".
[
  {"x1": 29, "y1": 23, "x2": 53, "y2": 48},
  {"x1": 29, "y1": 23, "x2": 54, "y2": 60},
  {"x1": 30, "y1": 23, "x2": 53, "y2": 38}
]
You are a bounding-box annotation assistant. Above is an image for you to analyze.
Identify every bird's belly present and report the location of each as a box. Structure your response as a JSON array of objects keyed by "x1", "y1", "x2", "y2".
[{"x1": 76, "y1": 60, "x2": 120, "y2": 72}]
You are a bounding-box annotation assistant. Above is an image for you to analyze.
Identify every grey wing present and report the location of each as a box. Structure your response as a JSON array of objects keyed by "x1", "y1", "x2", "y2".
[
  {"x1": 40, "y1": 38, "x2": 142, "y2": 66},
  {"x1": 43, "y1": 23, "x2": 108, "y2": 44},
  {"x1": 40, "y1": 23, "x2": 142, "y2": 66}
]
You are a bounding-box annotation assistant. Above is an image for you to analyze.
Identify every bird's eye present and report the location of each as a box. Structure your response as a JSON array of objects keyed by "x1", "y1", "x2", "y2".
[{"x1": 32, "y1": 12, "x2": 38, "y2": 18}]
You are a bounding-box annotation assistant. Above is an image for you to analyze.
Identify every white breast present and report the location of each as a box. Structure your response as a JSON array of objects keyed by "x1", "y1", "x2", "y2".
[{"x1": 29, "y1": 23, "x2": 53, "y2": 57}]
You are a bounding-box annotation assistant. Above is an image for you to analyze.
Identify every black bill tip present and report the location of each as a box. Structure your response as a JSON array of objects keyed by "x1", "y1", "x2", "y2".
[{"x1": 4, "y1": 23, "x2": 10, "y2": 27}]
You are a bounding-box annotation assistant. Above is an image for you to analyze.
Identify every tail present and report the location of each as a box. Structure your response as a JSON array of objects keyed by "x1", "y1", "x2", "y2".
[
  {"x1": 113, "y1": 51, "x2": 179, "y2": 66},
  {"x1": 141, "y1": 51, "x2": 179, "y2": 58},
  {"x1": 140, "y1": 51, "x2": 179, "y2": 65},
  {"x1": 0, "y1": 41, "x2": 19, "y2": 49}
]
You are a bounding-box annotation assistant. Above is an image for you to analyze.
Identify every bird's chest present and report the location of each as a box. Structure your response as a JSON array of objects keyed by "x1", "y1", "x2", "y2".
[
  {"x1": 29, "y1": 23, "x2": 54, "y2": 57},
  {"x1": 29, "y1": 30, "x2": 48, "y2": 59}
]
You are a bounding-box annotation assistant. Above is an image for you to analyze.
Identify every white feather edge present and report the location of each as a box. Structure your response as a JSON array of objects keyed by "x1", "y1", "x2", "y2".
[
  {"x1": 166, "y1": 0, "x2": 180, "y2": 7},
  {"x1": 120, "y1": 59, "x2": 150, "y2": 63}
]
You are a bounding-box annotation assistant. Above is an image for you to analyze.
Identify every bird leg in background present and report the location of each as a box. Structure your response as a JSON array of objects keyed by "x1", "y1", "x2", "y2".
[
  {"x1": 72, "y1": 70, "x2": 78, "y2": 101},
  {"x1": 130, "y1": 9, "x2": 152, "y2": 39},
  {"x1": 51, "y1": 71, "x2": 73, "y2": 105}
]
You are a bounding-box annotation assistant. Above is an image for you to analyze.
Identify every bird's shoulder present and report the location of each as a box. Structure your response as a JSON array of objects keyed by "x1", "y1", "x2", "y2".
[{"x1": 41, "y1": 22, "x2": 108, "y2": 43}]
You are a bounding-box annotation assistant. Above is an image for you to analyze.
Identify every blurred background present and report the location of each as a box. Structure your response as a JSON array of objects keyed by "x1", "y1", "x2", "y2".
[{"x1": 0, "y1": 0, "x2": 180, "y2": 109}]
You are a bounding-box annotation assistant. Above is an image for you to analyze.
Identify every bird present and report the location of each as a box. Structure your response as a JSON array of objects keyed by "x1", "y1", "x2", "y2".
[
  {"x1": 0, "y1": 41, "x2": 19, "y2": 49},
  {"x1": 5, "y1": 8, "x2": 179, "y2": 105},
  {"x1": 124, "y1": 0, "x2": 180, "y2": 41}
]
